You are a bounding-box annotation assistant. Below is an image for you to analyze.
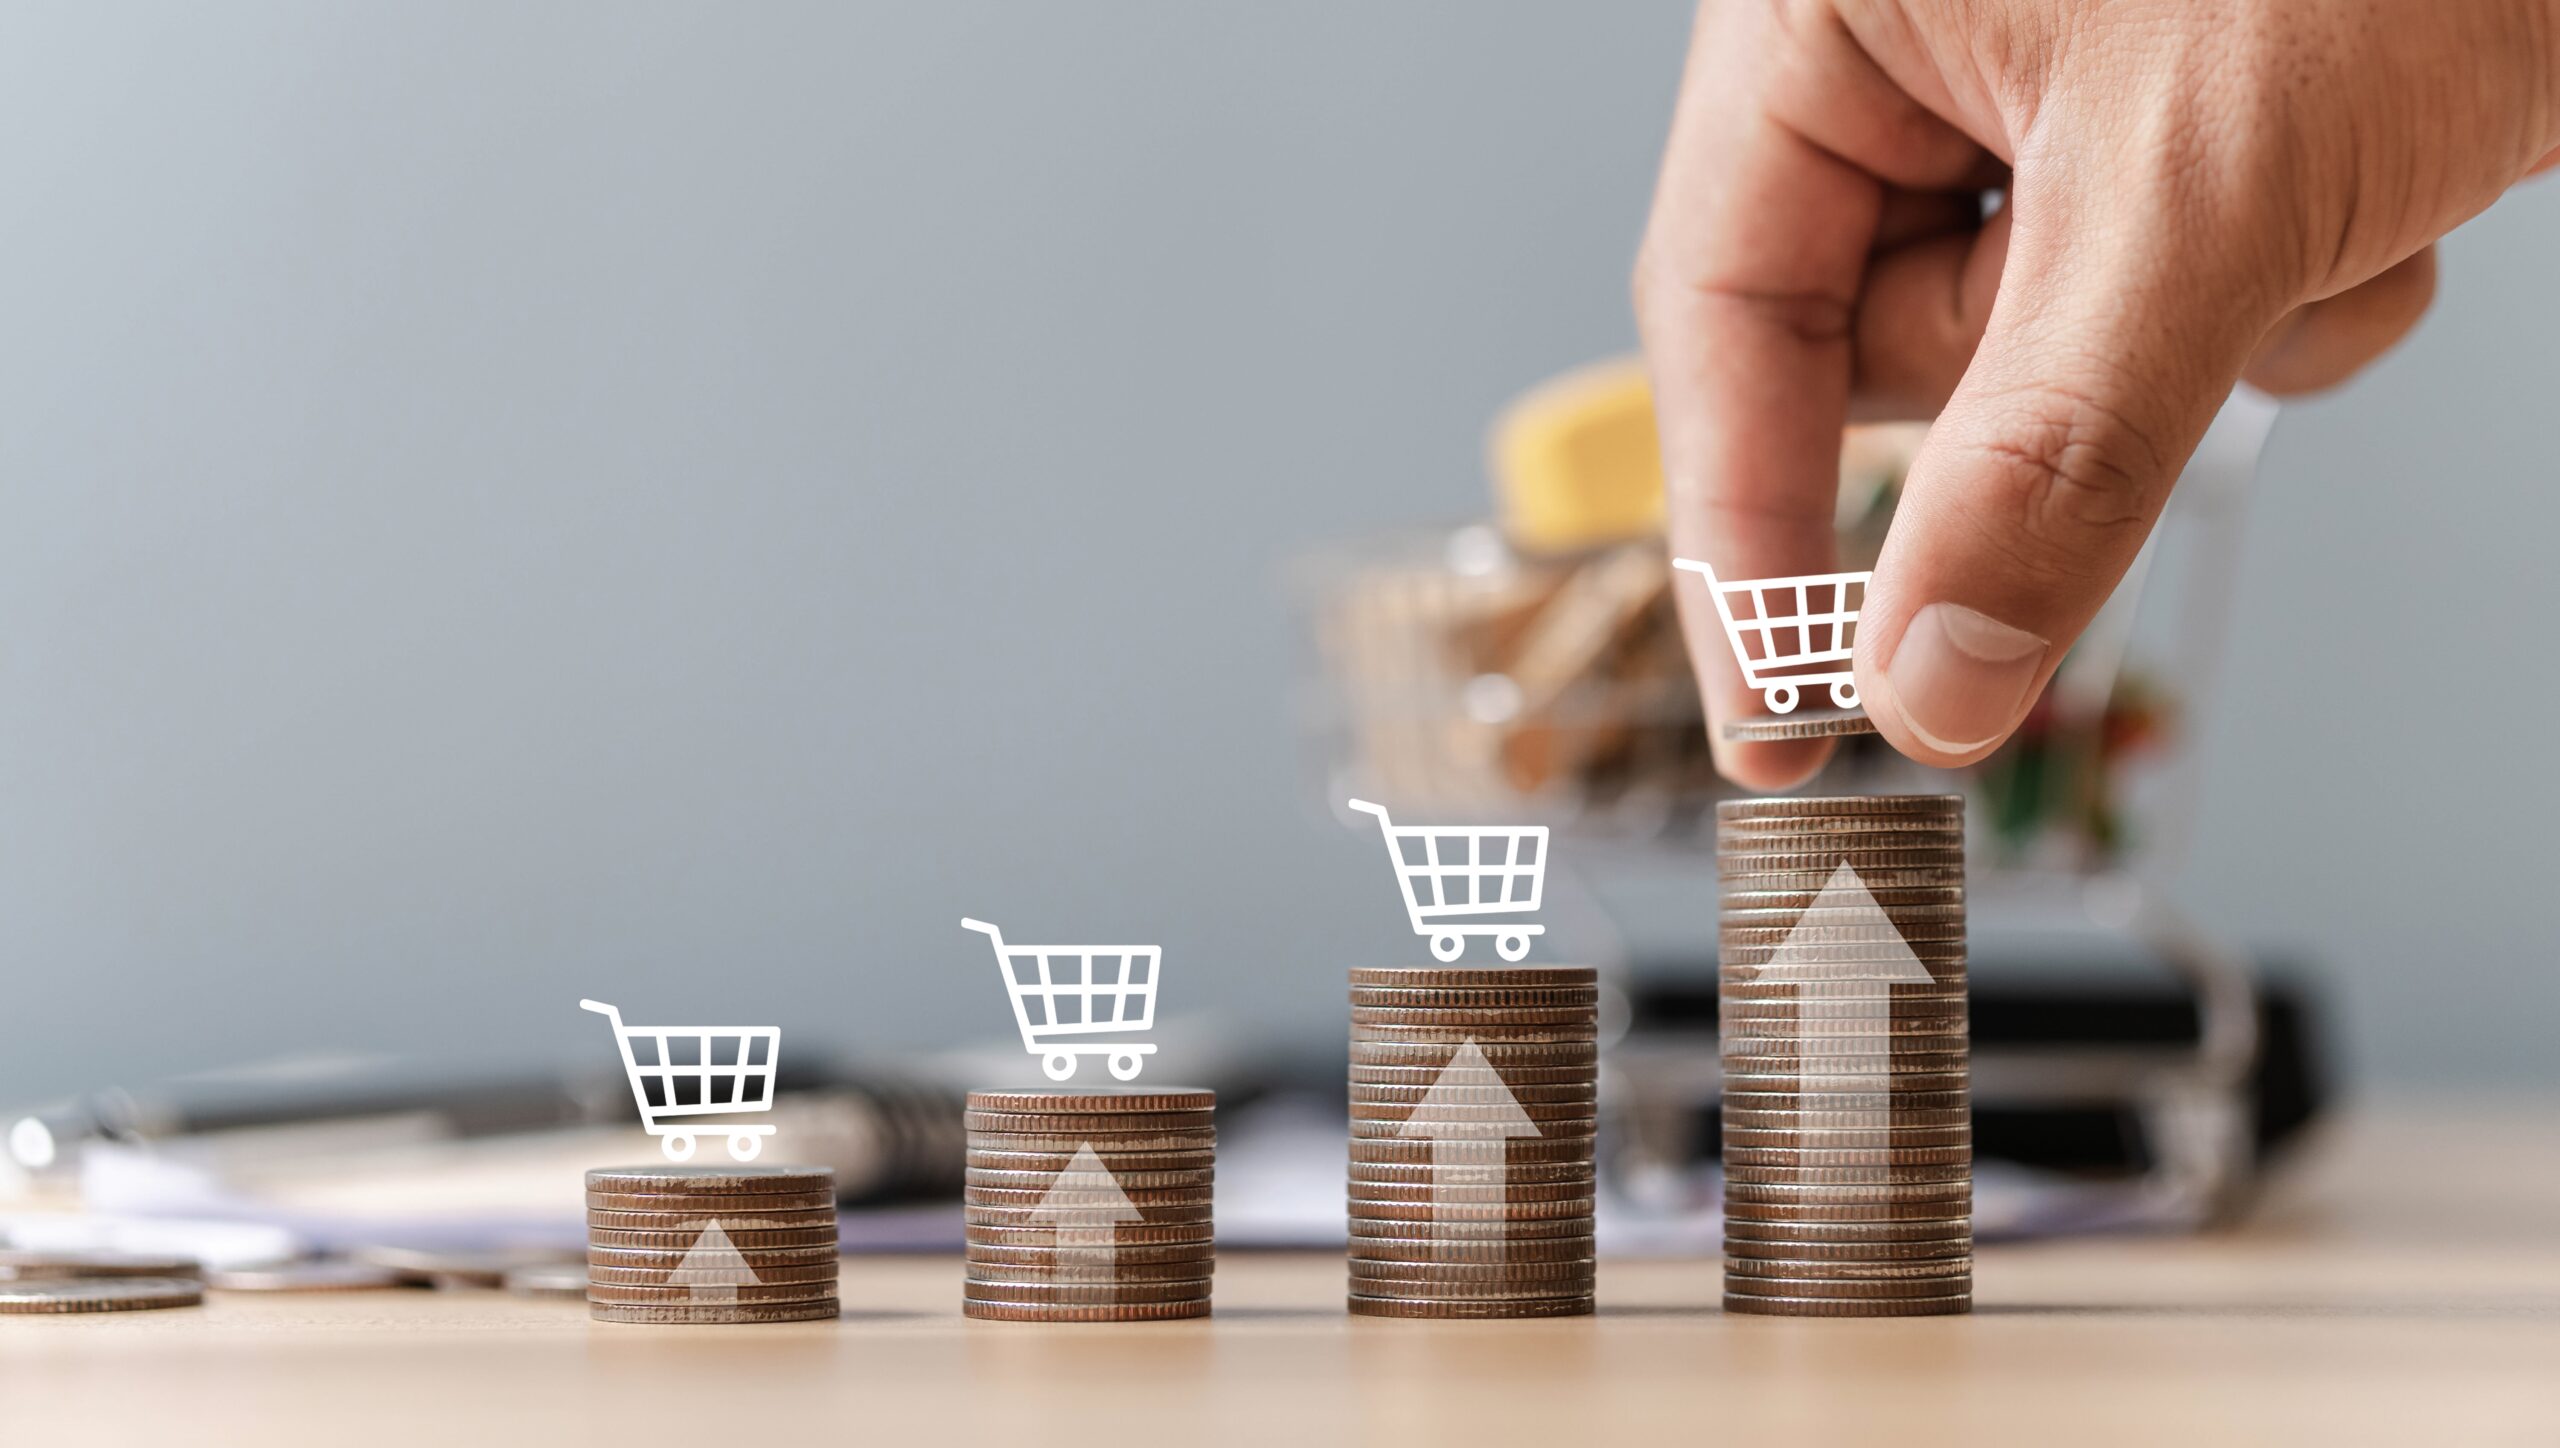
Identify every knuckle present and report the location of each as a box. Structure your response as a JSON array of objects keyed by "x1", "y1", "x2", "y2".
[{"x1": 1961, "y1": 381, "x2": 2168, "y2": 583}]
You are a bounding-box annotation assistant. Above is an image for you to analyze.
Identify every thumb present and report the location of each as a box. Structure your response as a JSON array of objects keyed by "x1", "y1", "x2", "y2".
[{"x1": 1852, "y1": 184, "x2": 2284, "y2": 765}]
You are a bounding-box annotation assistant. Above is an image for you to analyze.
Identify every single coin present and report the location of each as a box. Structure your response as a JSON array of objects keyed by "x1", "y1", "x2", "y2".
[
  {"x1": 962, "y1": 1156, "x2": 1213, "y2": 1181},
  {"x1": 1721, "y1": 998, "x2": 1970, "y2": 1023},
  {"x1": 1724, "y1": 1145, "x2": 1971, "y2": 1169},
  {"x1": 586, "y1": 1261, "x2": 842, "y2": 1288},
  {"x1": 1348, "y1": 1258, "x2": 1594, "y2": 1284},
  {"x1": 1724, "y1": 1107, "x2": 1970, "y2": 1131},
  {"x1": 1717, "y1": 848, "x2": 1965, "y2": 873},
  {"x1": 1350, "y1": 1043, "x2": 1598, "y2": 1070},
  {"x1": 1718, "y1": 1056, "x2": 1967, "y2": 1081},
  {"x1": 1724, "y1": 1018, "x2": 1970, "y2": 1044},
  {"x1": 1720, "y1": 707, "x2": 1881, "y2": 741},
  {"x1": 1346, "y1": 1276, "x2": 1593, "y2": 1301},
  {"x1": 1350, "y1": 1006, "x2": 1597, "y2": 1028},
  {"x1": 1345, "y1": 1179, "x2": 1597, "y2": 1206},
  {"x1": 1723, "y1": 1236, "x2": 1972, "y2": 1263},
  {"x1": 1720, "y1": 924, "x2": 1967, "y2": 950},
  {"x1": 1348, "y1": 1099, "x2": 1598, "y2": 1124},
  {"x1": 586, "y1": 1226, "x2": 838, "y2": 1251},
  {"x1": 588, "y1": 1299, "x2": 840, "y2": 1325},
  {"x1": 1724, "y1": 1273, "x2": 1972, "y2": 1299},
  {"x1": 966, "y1": 1167, "x2": 1214, "y2": 1193},
  {"x1": 1720, "y1": 955, "x2": 1967, "y2": 982},
  {"x1": 1722, "y1": 1038, "x2": 1971, "y2": 1063},
  {"x1": 1349, "y1": 1161, "x2": 1594, "y2": 1188},
  {"x1": 1722, "y1": 1292, "x2": 1968, "y2": 1318},
  {"x1": 1350, "y1": 1136, "x2": 1594, "y2": 1167},
  {"x1": 1726, "y1": 1180, "x2": 1971, "y2": 1207},
  {"x1": 965, "y1": 1131, "x2": 1216, "y2": 1155},
  {"x1": 966, "y1": 1205, "x2": 1213, "y2": 1229},
  {"x1": 1722, "y1": 1088, "x2": 1970, "y2": 1112},
  {"x1": 1351, "y1": 1028, "x2": 1599, "y2": 1048},
  {"x1": 1722, "y1": 1130, "x2": 1973, "y2": 1155},
  {"x1": 965, "y1": 1242, "x2": 1216, "y2": 1269},
  {"x1": 0, "y1": 1249, "x2": 201, "y2": 1281},
  {"x1": 1719, "y1": 795, "x2": 1962, "y2": 821},
  {"x1": 1723, "y1": 1216, "x2": 1972, "y2": 1244},
  {"x1": 1349, "y1": 967, "x2": 1598, "y2": 988},
  {"x1": 587, "y1": 1209, "x2": 840, "y2": 1232},
  {"x1": 204, "y1": 1260, "x2": 407, "y2": 1293},
  {"x1": 963, "y1": 1278, "x2": 1211, "y2": 1306},
  {"x1": 1722, "y1": 1070, "x2": 1969, "y2": 1095},
  {"x1": 962, "y1": 1297, "x2": 1211, "y2": 1322},
  {"x1": 587, "y1": 1244, "x2": 839, "y2": 1269},
  {"x1": 964, "y1": 1184, "x2": 1212, "y2": 1210},
  {"x1": 966, "y1": 1088, "x2": 1216, "y2": 1114},
  {"x1": 587, "y1": 1280, "x2": 848, "y2": 1305},
  {"x1": 1723, "y1": 1201, "x2": 1971, "y2": 1226},
  {"x1": 1349, "y1": 1214, "x2": 1591, "y2": 1242},
  {"x1": 1724, "y1": 1256, "x2": 1973, "y2": 1280},
  {"x1": 503, "y1": 1263, "x2": 592, "y2": 1298},
  {"x1": 1351, "y1": 1118, "x2": 1596, "y2": 1142},
  {"x1": 357, "y1": 1247, "x2": 580, "y2": 1288},
  {"x1": 1718, "y1": 869, "x2": 1964, "y2": 892},
  {"x1": 1724, "y1": 1163, "x2": 1971, "y2": 1187},
  {"x1": 960, "y1": 1257, "x2": 1214, "y2": 1284},
  {"x1": 0, "y1": 1278, "x2": 203, "y2": 1313},
  {"x1": 1351, "y1": 1063, "x2": 1597, "y2": 1089},
  {"x1": 585, "y1": 1189, "x2": 836, "y2": 1213},
  {"x1": 1348, "y1": 1235, "x2": 1597, "y2": 1264},
  {"x1": 967, "y1": 1222, "x2": 1212, "y2": 1247},
  {"x1": 1715, "y1": 817, "x2": 1962, "y2": 840},
  {"x1": 585, "y1": 1166, "x2": 835, "y2": 1195},
  {"x1": 1350, "y1": 986, "x2": 1600, "y2": 1009},
  {"x1": 963, "y1": 1110, "x2": 1215, "y2": 1135},
  {"x1": 1348, "y1": 1294, "x2": 1591, "y2": 1319},
  {"x1": 1719, "y1": 889, "x2": 1967, "y2": 912},
  {"x1": 1346, "y1": 1196, "x2": 1594, "y2": 1223},
  {"x1": 1721, "y1": 904, "x2": 1969, "y2": 931},
  {"x1": 1351, "y1": 1082, "x2": 1596, "y2": 1108}
]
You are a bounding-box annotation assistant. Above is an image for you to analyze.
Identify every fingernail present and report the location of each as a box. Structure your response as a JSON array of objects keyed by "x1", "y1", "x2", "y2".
[{"x1": 1884, "y1": 602, "x2": 2048, "y2": 755}]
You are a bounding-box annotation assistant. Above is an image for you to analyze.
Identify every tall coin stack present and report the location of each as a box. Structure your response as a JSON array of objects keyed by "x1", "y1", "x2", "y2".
[
  {"x1": 584, "y1": 1165, "x2": 840, "y2": 1324},
  {"x1": 962, "y1": 1088, "x2": 1215, "y2": 1322},
  {"x1": 1717, "y1": 795, "x2": 1970, "y2": 1317},
  {"x1": 1347, "y1": 966, "x2": 1599, "y2": 1319}
]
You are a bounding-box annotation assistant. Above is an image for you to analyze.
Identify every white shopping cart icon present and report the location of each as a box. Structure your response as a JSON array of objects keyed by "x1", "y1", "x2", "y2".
[
  {"x1": 579, "y1": 999, "x2": 781, "y2": 1161},
  {"x1": 963, "y1": 918, "x2": 1161, "y2": 1082},
  {"x1": 1672, "y1": 558, "x2": 1868, "y2": 714},
  {"x1": 1347, "y1": 798, "x2": 1548, "y2": 962}
]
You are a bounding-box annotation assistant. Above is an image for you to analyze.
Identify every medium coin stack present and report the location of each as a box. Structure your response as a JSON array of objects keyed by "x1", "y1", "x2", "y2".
[
  {"x1": 1348, "y1": 966, "x2": 1599, "y2": 1319},
  {"x1": 585, "y1": 1164, "x2": 840, "y2": 1324},
  {"x1": 1717, "y1": 794, "x2": 1970, "y2": 1317},
  {"x1": 963, "y1": 1088, "x2": 1215, "y2": 1322}
]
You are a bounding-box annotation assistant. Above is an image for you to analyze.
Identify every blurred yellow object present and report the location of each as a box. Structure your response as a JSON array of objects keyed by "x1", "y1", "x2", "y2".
[{"x1": 1488, "y1": 356, "x2": 1665, "y2": 555}]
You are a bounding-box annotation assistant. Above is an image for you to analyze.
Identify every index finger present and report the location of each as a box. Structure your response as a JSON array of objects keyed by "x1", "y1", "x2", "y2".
[{"x1": 1633, "y1": 5, "x2": 1882, "y2": 790}]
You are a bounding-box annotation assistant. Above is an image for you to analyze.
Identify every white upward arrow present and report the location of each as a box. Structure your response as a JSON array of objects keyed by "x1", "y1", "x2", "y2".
[
  {"x1": 1738, "y1": 862, "x2": 1942, "y2": 1180},
  {"x1": 1396, "y1": 1038, "x2": 1543, "y2": 1260},
  {"x1": 1028, "y1": 1143, "x2": 1146, "y2": 1292},
  {"x1": 674, "y1": 1219, "x2": 763, "y2": 1303}
]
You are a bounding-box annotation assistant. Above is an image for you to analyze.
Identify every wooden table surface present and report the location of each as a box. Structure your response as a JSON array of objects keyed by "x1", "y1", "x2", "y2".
[{"x1": 8, "y1": 1101, "x2": 2558, "y2": 1447}]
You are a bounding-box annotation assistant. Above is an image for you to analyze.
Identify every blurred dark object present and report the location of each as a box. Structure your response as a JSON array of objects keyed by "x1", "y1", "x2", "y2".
[{"x1": 1614, "y1": 953, "x2": 2330, "y2": 1224}]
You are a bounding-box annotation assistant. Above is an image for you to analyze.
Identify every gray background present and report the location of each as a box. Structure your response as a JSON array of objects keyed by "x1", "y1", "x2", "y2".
[{"x1": 1, "y1": 2, "x2": 2552, "y2": 1102}]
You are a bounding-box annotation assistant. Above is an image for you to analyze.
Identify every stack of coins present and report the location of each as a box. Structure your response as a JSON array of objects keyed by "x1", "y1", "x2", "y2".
[
  {"x1": 1347, "y1": 966, "x2": 1599, "y2": 1319},
  {"x1": 963, "y1": 1088, "x2": 1215, "y2": 1322},
  {"x1": 584, "y1": 1165, "x2": 840, "y2": 1324},
  {"x1": 1717, "y1": 795, "x2": 1970, "y2": 1317}
]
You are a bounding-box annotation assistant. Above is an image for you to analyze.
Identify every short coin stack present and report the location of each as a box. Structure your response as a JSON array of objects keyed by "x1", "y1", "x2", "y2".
[
  {"x1": 1348, "y1": 966, "x2": 1599, "y2": 1319},
  {"x1": 1717, "y1": 795, "x2": 1970, "y2": 1317},
  {"x1": 963, "y1": 1088, "x2": 1215, "y2": 1322},
  {"x1": 585, "y1": 1164, "x2": 840, "y2": 1324}
]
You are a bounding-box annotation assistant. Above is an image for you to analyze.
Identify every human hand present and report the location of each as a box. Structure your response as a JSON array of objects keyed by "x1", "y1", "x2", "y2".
[{"x1": 1636, "y1": 0, "x2": 2560, "y2": 789}]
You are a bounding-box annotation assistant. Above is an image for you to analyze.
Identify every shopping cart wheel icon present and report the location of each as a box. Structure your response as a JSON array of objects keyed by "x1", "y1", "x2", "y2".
[{"x1": 656, "y1": 1131, "x2": 764, "y2": 1161}]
